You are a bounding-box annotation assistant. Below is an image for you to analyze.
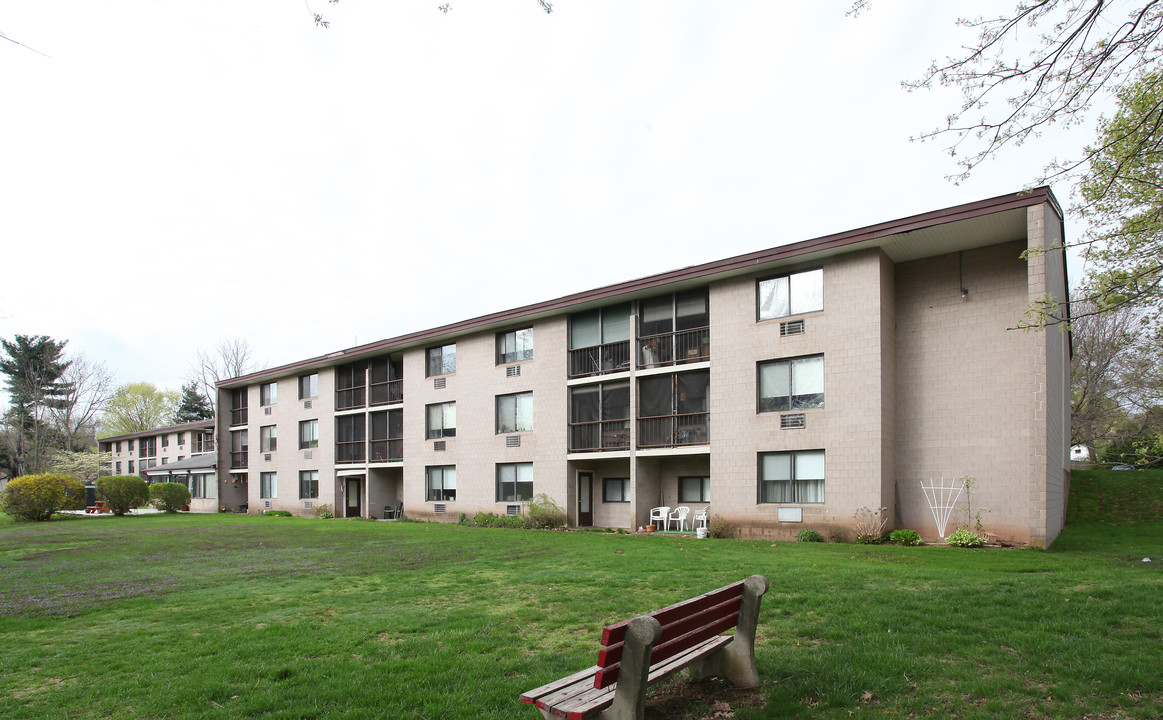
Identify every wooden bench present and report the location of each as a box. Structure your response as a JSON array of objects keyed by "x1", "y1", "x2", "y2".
[
  {"x1": 84, "y1": 501, "x2": 110, "y2": 514},
  {"x1": 520, "y1": 575, "x2": 769, "y2": 720}
]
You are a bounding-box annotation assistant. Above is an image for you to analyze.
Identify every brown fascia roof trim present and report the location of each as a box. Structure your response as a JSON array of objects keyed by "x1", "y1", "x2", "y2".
[
  {"x1": 98, "y1": 419, "x2": 215, "y2": 443},
  {"x1": 220, "y1": 186, "x2": 1060, "y2": 388}
]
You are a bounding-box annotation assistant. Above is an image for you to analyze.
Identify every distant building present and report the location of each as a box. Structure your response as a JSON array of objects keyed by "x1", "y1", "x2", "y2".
[{"x1": 97, "y1": 420, "x2": 218, "y2": 512}]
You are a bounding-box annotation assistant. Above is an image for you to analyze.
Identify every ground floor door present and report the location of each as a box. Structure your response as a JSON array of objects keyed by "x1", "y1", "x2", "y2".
[
  {"x1": 577, "y1": 472, "x2": 593, "y2": 527},
  {"x1": 345, "y1": 477, "x2": 362, "y2": 518}
]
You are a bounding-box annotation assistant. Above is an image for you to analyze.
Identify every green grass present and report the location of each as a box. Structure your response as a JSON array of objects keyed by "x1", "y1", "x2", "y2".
[{"x1": 0, "y1": 471, "x2": 1160, "y2": 719}]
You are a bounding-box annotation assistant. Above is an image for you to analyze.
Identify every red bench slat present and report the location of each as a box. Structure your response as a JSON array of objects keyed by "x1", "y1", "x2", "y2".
[
  {"x1": 592, "y1": 612, "x2": 738, "y2": 689},
  {"x1": 596, "y1": 595, "x2": 742, "y2": 667},
  {"x1": 600, "y1": 580, "x2": 744, "y2": 646}
]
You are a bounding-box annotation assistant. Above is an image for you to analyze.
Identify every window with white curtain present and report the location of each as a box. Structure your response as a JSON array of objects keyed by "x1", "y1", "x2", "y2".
[
  {"x1": 759, "y1": 450, "x2": 825, "y2": 503},
  {"x1": 496, "y1": 462, "x2": 533, "y2": 502},
  {"x1": 426, "y1": 402, "x2": 456, "y2": 439},
  {"x1": 757, "y1": 268, "x2": 823, "y2": 320},
  {"x1": 496, "y1": 392, "x2": 533, "y2": 433}
]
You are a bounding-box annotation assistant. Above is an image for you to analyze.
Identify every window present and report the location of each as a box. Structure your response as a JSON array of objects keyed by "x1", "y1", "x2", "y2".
[
  {"x1": 496, "y1": 392, "x2": 533, "y2": 434},
  {"x1": 426, "y1": 465, "x2": 456, "y2": 501},
  {"x1": 177, "y1": 432, "x2": 185, "y2": 446},
  {"x1": 426, "y1": 402, "x2": 456, "y2": 439},
  {"x1": 496, "y1": 462, "x2": 533, "y2": 502},
  {"x1": 139, "y1": 436, "x2": 158, "y2": 458},
  {"x1": 758, "y1": 355, "x2": 824, "y2": 412},
  {"x1": 496, "y1": 327, "x2": 533, "y2": 364},
  {"x1": 370, "y1": 409, "x2": 403, "y2": 462},
  {"x1": 679, "y1": 476, "x2": 710, "y2": 503},
  {"x1": 161, "y1": 457, "x2": 169, "y2": 465},
  {"x1": 161, "y1": 435, "x2": 169, "y2": 448},
  {"x1": 299, "y1": 470, "x2": 319, "y2": 499},
  {"x1": 260, "y1": 425, "x2": 277, "y2": 452},
  {"x1": 759, "y1": 450, "x2": 825, "y2": 503},
  {"x1": 369, "y1": 356, "x2": 403, "y2": 405},
  {"x1": 115, "y1": 441, "x2": 121, "y2": 453},
  {"x1": 603, "y1": 477, "x2": 630, "y2": 503},
  {"x1": 128, "y1": 440, "x2": 135, "y2": 452},
  {"x1": 569, "y1": 303, "x2": 631, "y2": 348},
  {"x1": 260, "y1": 472, "x2": 277, "y2": 499},
  {"x1": 193, "y1": 431, "x2": 214, "y2": 454},
  {"x1": 335, "y1": 361, "x2": 367, "y2": 409},
  {"x1": 190, "y1": 473, "x2": 210, "y2": 499},
  {"x1": 757, "y1": 268, "x2": 823, "y2": 320},
  {"x1": 261, "y1": 382, "x2": 278, "y2": 406},
  {"x1": 299, "y1": 419, "x2": 319, "y2": 449},
  {"x1": 230, "y1": 388, "x2": 248, "y2": 426},
  {"x1": 426, "y1": 343, "x2": 456, "y2": 377},
  {"x1": 128, "y1": 460, "x2": 135, "y2": 473},
  {"x1": 230, "y1": 430, "x2": 248, "y2": 468},
  {"x1": 336, "y1": 415, "x2": 366, "y2": 463},
  {"x1": 115, "y1": 461, "x2": 122, "y2": 474},
  {"x1": 299, "y1": 373, "x2": 318, "y2": 400}
]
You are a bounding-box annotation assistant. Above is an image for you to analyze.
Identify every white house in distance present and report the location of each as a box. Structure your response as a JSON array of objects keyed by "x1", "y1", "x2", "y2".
[
  {"x1": 203, "y1": 188, "x2": 1070, "y2": 546},
  {"x1": 98, "y1": 420, "x2": 218, "y2": 512}
]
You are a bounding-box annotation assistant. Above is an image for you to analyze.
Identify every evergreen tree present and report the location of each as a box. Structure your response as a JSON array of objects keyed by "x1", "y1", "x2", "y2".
[
  {"x1": 174, "y1": 381, "x2": 214, "y2": 423},
  {"x1": 0, "y1": 335, "x2": 73, "y2": 475}
]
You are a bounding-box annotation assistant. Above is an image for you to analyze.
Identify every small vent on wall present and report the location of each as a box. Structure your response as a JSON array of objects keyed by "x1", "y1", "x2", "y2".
[
  {"x1": 506, "y1": 435, "x2": 520, "y2": 447},
  {"x1": 304, "y1": 501, "x2": 313, "y2": 509},
  {"x1": 506, "y1": 505, "x2": 521, "y2": 516},
  {"x1": 506, "y1": 365, "x2": 521, "y2": 378},
  {"x1": 304, "y1": 400, "x2": 312, "y2": 409},
  {"x1": 264, "y1": 407, "x2": 272, "y2": 415},
  {"x1": 434, "y1": 440, "x2": 446, "y2": 452},
  {"x1": 780, "y1": 319, "x2": 805, "y2": 336},
  {"x1": 780, "y1": 413, "x2": 806, "y2": 429},
  {"x1": 264, "y1": 500, "x2": 271, "y2": 509},
  {"x1": 434, "y1": 377, "x2": 446, "y2": 389},
  {"x1": 304, "y1": 450, "x2": 313, "y2": 459},
  {"x1": 434, "y1": 503, "x2": 447, "y2": 514},
  {"x1": 264, "y1": 453, "x2": 272, "y2": 461}
]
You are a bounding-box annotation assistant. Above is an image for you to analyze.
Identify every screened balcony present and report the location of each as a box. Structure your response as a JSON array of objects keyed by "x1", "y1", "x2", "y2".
[
  {"x1": 369, "y1": 410, "x2": 403, "y2": 462},
  {"x1": 336, "y1": 415, "x2": 366, "y2": 464},
  {"x1": 568, "y1": 340, "x2": 631, "y2": 379},
  {"x1": 335, "y1": 361, "x2": 368, "y2": 411},
  {"x1": 638, "y1": 327, "x2": 709, "y2": 368},
  {"x1": 637, "y1": 413, "x2": 709, "y2": 448},
  {"x1": 569, "y1": 419, "x2": 631, "y2": 452},
  {"x1": 369, "y1": 356, "x2": 403, "y2": 406},
  {"x1": 568, "y1": 381, "x2": 630, "y2": 452},
  {"x1": 638, "y1": 289, "x2": 709, "y2": 368},
  {"x1": 568, "y1": 302, "x2": 631, "y2": 379},
  {"x1": 637, "y1": 370, "x2": 709, "y2": 449}
]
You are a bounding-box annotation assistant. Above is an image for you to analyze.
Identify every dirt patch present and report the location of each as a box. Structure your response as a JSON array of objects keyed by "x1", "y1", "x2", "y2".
[{"x1": 642, "y1": 677, "x2": 766, "y2": 720}]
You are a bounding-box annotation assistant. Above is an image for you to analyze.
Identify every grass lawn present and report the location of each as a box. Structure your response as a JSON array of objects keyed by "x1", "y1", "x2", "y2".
[{"x1": 1, "y1": 470, "x2": 1160, "y2": 720}]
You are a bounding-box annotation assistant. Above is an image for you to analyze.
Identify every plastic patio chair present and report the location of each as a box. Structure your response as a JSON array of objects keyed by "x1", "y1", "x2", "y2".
[
  {"x1": 693, "y1": 506, "x2": 709, "y2": 530},
  {"x1": 668, "y1": 506, "x2": 691, "y2": 532},
  {"x1": 649, "y1": 506, "x2": 670, "y2": 530}
]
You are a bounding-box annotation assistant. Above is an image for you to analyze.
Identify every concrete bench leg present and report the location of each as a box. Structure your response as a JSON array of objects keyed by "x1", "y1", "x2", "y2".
[
  {"x1": 688, "y1": 574, "x2": 769, "y2": 688},
  {"x1": 597, "y1": 615, "x2": 662, "y2": 720}
]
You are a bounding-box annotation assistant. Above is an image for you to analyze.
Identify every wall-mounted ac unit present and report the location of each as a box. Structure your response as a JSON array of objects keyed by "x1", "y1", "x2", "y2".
[
  {"x1": 263, "y1": 501, "x2": 271, "y2": 509},
  {"x1": 434, "y1": 503, "x2": 447, "y2": 514},
  {"x1": 507, "y1": 505, "x2": 522, "y2": 516},
  {"x1": 304, "y1": 450, "x2": 313, "y2": 459},
  {"x1": 434, "y1": 441, "x2": 446, "y2": 452},
  {"x1": 780, "y1": 413, "x2": 806, "y2": 429},
  {"x1": 264, "y1": 453, "x2": 272, "y2": 461},
  {"x1": 304, "y1": 400, "x2": 312, "y2": 409},
  {"x1": 505, "y1": 435, "x2": 520, "y2": 447},
  {"x1": 780, "y1": 319, "x2": 806, "y2": 336},
  {"x1": 434, "y1": 377, "x2": 447, "y2": 390},
  {"x1": 304, "y1": 501, "x2": 313, "y2": 509},
  {"x1": 264, "y1": 407, "x2": 272, "y2": 415},
  {"x1": 506, "y1": 365, "x2": 521, "y2": 378}
]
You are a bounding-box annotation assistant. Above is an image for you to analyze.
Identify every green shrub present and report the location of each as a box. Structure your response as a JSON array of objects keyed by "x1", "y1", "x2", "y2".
[
  {"x1": 463, "y1": 511, "x2": 530, "y2": 529},
  {"x1": 706, "y1": 517, "x2": 732, "y2": 539},
  {"x1": 945, "y1": 528, "x2": 985, "y2": 548},
  {"x1": 310, "y1": 503, "x2": 333, "y2": 519},
  {"x1": 0, "y1": 473, "x2": 86, "y2": 521},
  {"x1": 148, "y1": 482, "x2": 191, "y2": 513},
  {"x1": 889, "y1": 529, "x2": 923, "y2": 546},
  {"x1": 264, "y1": 510, "x2": 293, "y2": 517},
  {"x1": 95, "y1": 475, "x2": 150, "y2": 516},
  {"x1": 526, "y1": 493, "x2": 567, "y2": 528},
  {"x1": 796, "y1": 528, "x2": 823, "y2": 542}
]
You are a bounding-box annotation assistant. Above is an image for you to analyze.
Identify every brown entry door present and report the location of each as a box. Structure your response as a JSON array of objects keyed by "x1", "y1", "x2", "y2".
[
  {"x1": 577, "y1": 472, "x2": 593, "y2": 527},
  {"x1": 345, "y1": 477, "x2": 362, "y2": 518}
]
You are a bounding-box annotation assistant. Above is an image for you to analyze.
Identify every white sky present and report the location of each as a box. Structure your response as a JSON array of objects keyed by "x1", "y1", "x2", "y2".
[{"x1": 1, "y1": 1, "x2": 1097, "y2": 405}]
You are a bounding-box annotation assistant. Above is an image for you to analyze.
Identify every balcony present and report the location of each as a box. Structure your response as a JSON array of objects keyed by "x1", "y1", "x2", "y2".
[
  {"x1": 637, "y1": 413, "x2": 709, "y2": 449},
  {"x1": 336, "y1": 440, "x2": 365, "y2": 464},
  {"x1": 568, "y1": 340, "x2": 631, "y2": 379},
  {"x1": 568, "y1": 420, "x2": 631, "y2": 452},
  {"x1": 369, "y1": 439, "x2": 403, "y2": 463},
  {"x1": 230, "y1": 451, "x2": 248, "y2": 469},
  {"x1": 336, "y1": 386, "x2": 366, "y2": 411},
  {"x1": 369, "y1": 379, "x2": 403, "y2": 406},
  {"x1": 230, "y1": 407, "x2": 248, "y2": 426},
  {"x1": 638, "y1": 327, "x2": 709, "y2": 368}
]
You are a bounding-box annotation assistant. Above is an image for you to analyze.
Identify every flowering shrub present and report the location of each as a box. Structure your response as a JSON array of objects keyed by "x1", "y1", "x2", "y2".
[{"x1": 945, "y1": 528, "x2": 985, "y2": 548}]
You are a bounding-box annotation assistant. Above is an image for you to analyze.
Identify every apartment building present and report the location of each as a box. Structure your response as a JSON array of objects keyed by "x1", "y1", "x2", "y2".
[
  {"x1": 214, "y1": 188, "x2": 1071, "y2": 546},
  {"x1": 98, "y1": 420, "x2": 218, "y2": 512}
]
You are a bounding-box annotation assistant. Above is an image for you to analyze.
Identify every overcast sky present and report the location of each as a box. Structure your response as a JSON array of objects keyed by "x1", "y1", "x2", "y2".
[{"x1": 2, "y1": 1, "x2": 1097, "y2": 408}]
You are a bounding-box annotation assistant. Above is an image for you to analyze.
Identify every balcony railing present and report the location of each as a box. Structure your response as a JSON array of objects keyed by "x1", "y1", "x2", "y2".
[
  {"x1": 638, "y1": 327, "x2": 710, "y2": 368},
  {"x1": 336, "y1": 440, "x2": 366, "y2": 464},
  {"x1": 369, "y1": 439, "x2": 403, "y2": 463},
  {"x1": 231, "y1": 408, "x2": 248, "y2": 426},
  {"x1": 568, "y1": 420, "x2": 631, "y2": 452},
  {"x1": 568, "y1": 340, "x2": 631, "y2": 379},
  {"x1": 369, "y1": 379, "x2": 403, "y2": 406},
  {"x1": 336, "y1": 386, "x2": 366, "y2": 411},
  {"x1": 230, "y1": 450, "x2": 248, "y2": 469},
  {"x1": 637, "y1": 413, "x2": 709, "y2": 449}
]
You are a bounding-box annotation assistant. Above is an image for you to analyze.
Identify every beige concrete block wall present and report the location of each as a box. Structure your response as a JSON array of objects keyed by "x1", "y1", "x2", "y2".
[
  {"x1": 709, "y1": 250, "x2": 891, "y2": 540},
  {"x1": 405, "y1": 317, "x2": 570, "y2": 522},
  {"x1": 894, "y1": 240, "x2": 1035, "y2": 543}
]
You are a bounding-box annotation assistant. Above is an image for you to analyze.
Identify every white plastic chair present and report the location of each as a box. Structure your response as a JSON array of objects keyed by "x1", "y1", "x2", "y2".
[
  {"x1": 668, "y1": 506, "x2": 691, "y2": 532},
  {"x1": 649, "y1": 506, "x2": 669, "y2": 530},
  {"x1": 693, "y1": 506, "x2": 709, "y2": 530}
]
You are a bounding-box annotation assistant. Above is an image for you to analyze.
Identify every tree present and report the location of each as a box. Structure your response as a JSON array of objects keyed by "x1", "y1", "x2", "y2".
[
  {"x1": 884, "y1": 1, "x2": 1163, "y2": 321},
  {"x1": 101, "y1": 383, "x2": 179, "y2": 436},
  {"x1": 189, "y1": 338, "x2": 261, "y2": 407},
  {"x1": 1070, "y1": 296, "x2": 1140, "y2": 456},
  {"x1": 45, "y1": 448, "x2": 113, "y2": 486},
  {"x1": 0, "y1": 335, "x2": 73, "y2": 475},
  {"x1": 50, "y1": 353, "x2": 115, "y2": 452},
  {"x1": 173, "y1": 381, "x2": 214, "y2": 424}
]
